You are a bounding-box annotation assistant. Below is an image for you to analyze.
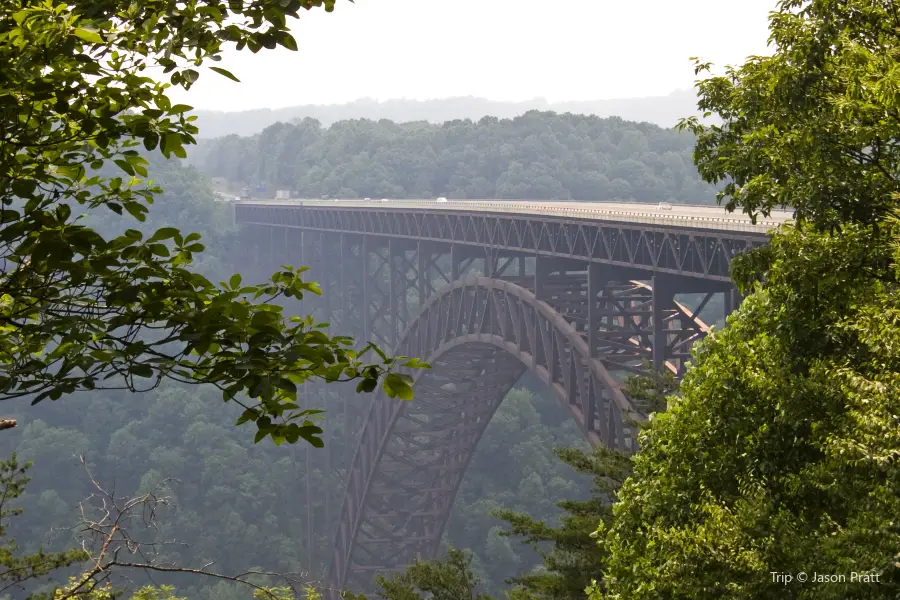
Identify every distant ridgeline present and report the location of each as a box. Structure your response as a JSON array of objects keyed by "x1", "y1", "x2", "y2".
[
  {"x1": 195, "y1": 110, "x2": 719, "y2": 204},
  {"x1": 191, "y1": 90, "x2": 709, "y2": 137}
]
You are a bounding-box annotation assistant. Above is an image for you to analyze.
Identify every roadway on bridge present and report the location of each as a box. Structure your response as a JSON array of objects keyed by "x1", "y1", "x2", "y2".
[{"x1": 236, "y1": 198, "x2": 795, "y2": 234}]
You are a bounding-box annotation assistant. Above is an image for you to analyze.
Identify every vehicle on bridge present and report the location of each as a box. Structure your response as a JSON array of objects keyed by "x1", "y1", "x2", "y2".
[
  {"x1": 436, "y1": 197, "x2": 448, "y2": 203},
  {"x1": 658, "y1": 201, "x2": 673, "y2": 210}
]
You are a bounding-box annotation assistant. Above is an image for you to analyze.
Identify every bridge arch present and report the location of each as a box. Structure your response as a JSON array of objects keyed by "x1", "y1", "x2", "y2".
[{"x1": 328, "y1": 277, "x2": 641, "y2": 591}]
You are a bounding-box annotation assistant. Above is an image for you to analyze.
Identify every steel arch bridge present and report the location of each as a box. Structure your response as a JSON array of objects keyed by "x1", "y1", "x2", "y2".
[{"x1": 231, "y1": 199, "x2": 783, "y2": 594}]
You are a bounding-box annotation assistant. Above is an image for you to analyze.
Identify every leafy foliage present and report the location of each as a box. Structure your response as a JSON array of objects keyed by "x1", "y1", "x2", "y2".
[
  {"x1": 199, "y1": 113, "x2": 719, "y2": 203},
  {"x1": 492, "y1": 447, "x2": 631, "y2": 600},
  {"x1": 678, "y1": 0, "x2": 900, "y2": 230},
  {"x1": 595, "y1": 1, "x2": 900, "y2": 598},
  {"x1": 597, "y1": 225, "x2": 900, "y2": 600},
  {"x1": 0, "y1": 377, "x2": 594, "y2": 598},
  {"x1": 0, "y1": 0, "x2": 426, "y2": 446},
  {"x1": 344, "y1": 548, "x2": 494, "y2": 600}
]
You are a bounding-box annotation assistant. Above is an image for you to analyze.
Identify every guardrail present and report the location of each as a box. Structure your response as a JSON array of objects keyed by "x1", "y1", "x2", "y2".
[{"x1": 240, "y1": 199, "x2": 791, "y2": 234}]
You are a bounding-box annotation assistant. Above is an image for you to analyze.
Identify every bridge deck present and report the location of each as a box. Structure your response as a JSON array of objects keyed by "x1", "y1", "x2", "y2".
[{"x1": 241, "y1": 199, "x2": 793, "y2": 234}]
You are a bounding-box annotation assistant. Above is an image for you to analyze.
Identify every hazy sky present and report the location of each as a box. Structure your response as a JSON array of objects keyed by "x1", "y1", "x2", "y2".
[{"x1": 168, "y1": 0, "x2": 778, "y2": 112}]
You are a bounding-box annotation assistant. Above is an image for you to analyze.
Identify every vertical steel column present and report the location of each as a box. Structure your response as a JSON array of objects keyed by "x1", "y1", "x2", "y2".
[
  {"x1": 417, "y1": 241, "x2": 427, "y2": 311},
  {"x1": 533, "y1": 255, "x2": 547, "y2": 365},
  {"x1": 268, "y1": 225, "x2": 275, "y2": 273},
  {"x1": 361, "y1": 235, "x2": 370, "y2": 339},
  {"x1": 723, "y1": 287, "x2": 734, "y2": 320},
  {"x1": 484, "y1": 248, "x2": 496, "y2": 277},
  {"x1": 339, "y1": 234, "x2": 350, "y2": 477},
  {"x1": 298, "y1": 230, "x2": 314, "y2": 575},
  {"x1": 724, "y1": 286, "x2": 743, "y2": 320},
  {"x1": 388, "y1": 239, "x2": 398, "y2": 350},
  {"x1": 450, "y1": 244, "x2": 460, "y2": 281},
  {"x1": 321, "y1": 232, "x2": 332, "y2": 564},
  {"x1": 316, "y1": 231, "x2": 333, "y2": 323},
  {"x1": 534, "y1": 255, "x2": 547, "y2": 300},
  {"x1": 299, "y1": 230, "x2": 305, "y2": 269},
  {"x1": 306, "y1": 430, "x2": 313, "y2": 573},
  {"x1": 256, "y1": 226, "x2": 267, "y2": 276},
  {"x1": 651, "y1": 275, "x2": 674, "y2": 371},
  {"x1": 586, "y1": 263, "x2": 604, "y2": 434},
  {"x1": 587, "y1": 264, "x2": 603, "y2": 361}
]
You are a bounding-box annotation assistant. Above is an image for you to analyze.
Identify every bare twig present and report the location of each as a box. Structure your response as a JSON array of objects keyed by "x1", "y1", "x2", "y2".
[{"x1": 47, "y1": 456, "x2": 340, "y2": 600}]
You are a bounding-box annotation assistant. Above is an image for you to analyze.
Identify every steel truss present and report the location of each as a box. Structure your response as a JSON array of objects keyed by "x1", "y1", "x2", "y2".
[
  {"x1": 330, "y1": 275, "x2": 642, "y2": 590},
  {"x1": 235, "y1": 204, "x2": 768, "y2": 281},
  {"x1": 233, "y1": 208, "x2": 752, "y2": 594}
]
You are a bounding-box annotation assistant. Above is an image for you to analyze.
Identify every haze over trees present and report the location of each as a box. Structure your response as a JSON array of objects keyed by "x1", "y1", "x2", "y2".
[
  {"x1": 3, "y1": 0, "x2": 899, "y2": 598},
  {"x1": 190, "y1": 89, "x2": 710, "y2": 139},
  {"x1": 198, "y1": 112, "x2": 718, "y2": 203}
]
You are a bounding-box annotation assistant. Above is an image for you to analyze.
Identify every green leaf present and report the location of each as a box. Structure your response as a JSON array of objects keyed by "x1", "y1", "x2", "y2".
[
  {"x1": 147, "y1": 227, "x2": 179, "y2": 243},
  {"x1": 11, "y1": 179, "x2": 36, "y2": 197},
  {"x1": 209, "y1": 66, "x2": 241, "y2": 82},
  {"x1": 148, "y1": 243, "x2": 169, "y2": 256},
  {"x1": 129, "y1": 364, "x2": 153, "y2": 378},
  {"x1": 279, "y1": 32, "x2": 298, "y2": 51},
  {"x1": 357, "y1": 378, "x2": 378, "y2": 393},
  {"x1": 162, "y1": 133, "x2": 181, "y2": 156},
  {"x1": 384, "y1": 373, "x2": 414, "y2": 401},
  {"x1": 402, "y1": 358, "x2": 431, "y2": 369},
  {"x1": 74, "y1": 28, "x2": 103, "y2": 44},
  {"x1": 114, "y1": 159, "x2": 135, "y2": 176},
  {"x1": 142, "y1": 132, "x2": 159, "y2": 151},
  {"x1": 235, "y1": 409, "x2": 259, "y2": 426}
]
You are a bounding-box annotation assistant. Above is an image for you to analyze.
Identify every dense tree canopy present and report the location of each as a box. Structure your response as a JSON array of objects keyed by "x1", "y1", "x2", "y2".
[
  {"x1": 593, "y1": 1, "x2": 900, "y2": 598},
  {"x1": 0, "y1": 366, "x2": 594, "y2": 598},
  {"x1": 0, "y1": 0, "x2": 417, "y2": 450},
  {"x1": 678, "y1": 0, "x2": 900, "y2": 230},
  {"x1": 198, "y1": 113, "x2": 719, "y2": 203},
  {"x1": 344, "y1": 548, "x2": 493, "y2": 600}
]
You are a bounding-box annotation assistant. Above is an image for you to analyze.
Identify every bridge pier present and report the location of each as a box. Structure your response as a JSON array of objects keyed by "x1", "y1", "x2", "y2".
[{"x1": 651, "y1": 275, "x2": 675, "y2": 371}]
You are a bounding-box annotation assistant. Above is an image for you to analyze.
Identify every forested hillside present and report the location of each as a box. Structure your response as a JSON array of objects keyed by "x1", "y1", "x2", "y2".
[
  {"x1": 5, "y1": 0, "x2": 900, "y2": 598},
  {"x1": 0, "y1": 154, "x2": 594, "y2": 599},
  {"x1": 1, "y1": 114, "x2": 727, "y2": 598},
  {"x1": 190, "y1": 89, "x2": 707, "y2": 138},
  {"x1": 197, "y1": 111, "x2": 718, "y2": 204},
  {"x1": 0, "y1": 378, "x2": 588, "y2": 599}
]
